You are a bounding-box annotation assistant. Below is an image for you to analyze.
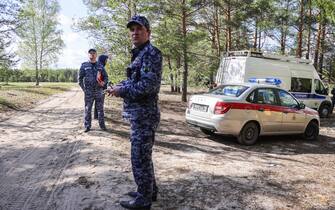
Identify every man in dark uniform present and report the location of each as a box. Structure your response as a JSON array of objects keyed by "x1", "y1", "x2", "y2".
[
  {"x1": 107, "y1": 15, "x2": 162, "y2": 210},
  {"x1": 78, "y1": 49, "x2": 108, "y2": 132}
]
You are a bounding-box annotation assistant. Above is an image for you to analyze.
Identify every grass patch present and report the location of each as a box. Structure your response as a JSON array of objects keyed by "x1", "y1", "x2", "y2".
[
  {"x1": 0, "y1": 97, "x2": 18, "y2": 110},
  {"x1": 0, "y1": 82, "x2": 76, "y2": 112}
]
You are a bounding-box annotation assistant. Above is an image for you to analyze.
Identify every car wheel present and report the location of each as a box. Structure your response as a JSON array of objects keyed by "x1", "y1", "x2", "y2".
[
  {"x1": 200, "y1": 128, "x2": 215, "y2": 135},
  {"x1": 303, "y1": 121, "x2": 319, "y2": 140},
  {"x1": 237, "y1": 122, "x2": 259, "y2": 145},
  {"x1": 319, "y1": 104, "x2": 330, "y2": 118}
]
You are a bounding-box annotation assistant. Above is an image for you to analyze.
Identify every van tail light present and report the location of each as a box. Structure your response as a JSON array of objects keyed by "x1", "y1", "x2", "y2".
[{"x1": 214, "y1": 102, "x2": 231, "y2": 114}]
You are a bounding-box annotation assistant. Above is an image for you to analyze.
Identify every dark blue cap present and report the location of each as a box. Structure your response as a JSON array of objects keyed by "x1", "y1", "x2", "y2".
[
  {"x1": 88, "y1": 48, "x2": 96, "y2": 53},
  {"x1": 127, "y1": 15, "x2": 150, "y2": 30}
]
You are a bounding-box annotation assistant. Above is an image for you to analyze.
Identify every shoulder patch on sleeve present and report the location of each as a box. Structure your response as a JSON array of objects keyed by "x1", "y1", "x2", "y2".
[{"x1": 143, "y1": 66, "x2": 150, "y2": 73}]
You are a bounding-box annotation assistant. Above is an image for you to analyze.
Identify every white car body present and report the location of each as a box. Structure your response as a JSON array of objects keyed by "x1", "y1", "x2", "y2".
[{"x1": 186, "y1": 83, "x2": 320, "y2": 145}]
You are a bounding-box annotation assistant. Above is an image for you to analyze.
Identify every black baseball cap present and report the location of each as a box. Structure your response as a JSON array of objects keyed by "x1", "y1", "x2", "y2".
[
  {"x1": 126, "y1": 15, "x2": 150, "y2": 30},
  {"x1": 88, "y1": 48, "x2": 97, "y2": 53}
]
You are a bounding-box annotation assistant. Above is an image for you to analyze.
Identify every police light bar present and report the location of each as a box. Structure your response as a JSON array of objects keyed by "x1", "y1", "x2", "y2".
[{"x1": 248, "y1": 78, "x2": 282, "y2": 86}]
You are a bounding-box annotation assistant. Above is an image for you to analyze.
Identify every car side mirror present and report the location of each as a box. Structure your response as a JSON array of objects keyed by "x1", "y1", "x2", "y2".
[{"x1": 299, "y1": 103, "x2": 305, "y2": 109}]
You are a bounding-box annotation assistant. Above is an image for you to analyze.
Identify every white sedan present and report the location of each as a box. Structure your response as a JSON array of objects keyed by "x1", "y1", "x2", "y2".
[{"x1": 185, "y1": 83, "x2": 320, "y2": 145}]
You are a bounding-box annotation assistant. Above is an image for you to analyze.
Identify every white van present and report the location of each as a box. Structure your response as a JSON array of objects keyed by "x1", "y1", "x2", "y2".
[{"x1": 215, "y1": 50, "x2": 332, "y2": 117}]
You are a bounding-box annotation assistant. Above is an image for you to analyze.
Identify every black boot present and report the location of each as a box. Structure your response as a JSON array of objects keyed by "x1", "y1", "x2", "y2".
[
  {"x1": 120, "y1": 199, "x2": 151, "y2": 210},
  {"x1": 126, "y1": 191, "x2": 157, "y2": 202},
  {"x1": 99, "y1": 123, "x2": 107, "y2": 131}
]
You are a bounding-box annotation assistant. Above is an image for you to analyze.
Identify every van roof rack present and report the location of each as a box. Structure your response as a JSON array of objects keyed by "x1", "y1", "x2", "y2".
[
  {"x1": 226, "y1": 50, "x2": 263, "y2": 57},
  {"x1": 226, "y1": 50, "x2": 312, "y2": 64}
]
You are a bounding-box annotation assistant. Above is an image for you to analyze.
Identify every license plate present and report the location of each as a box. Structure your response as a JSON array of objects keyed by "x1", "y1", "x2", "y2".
[{"x1": 192, "y1": 103, "x2": 208, "y2": 112}]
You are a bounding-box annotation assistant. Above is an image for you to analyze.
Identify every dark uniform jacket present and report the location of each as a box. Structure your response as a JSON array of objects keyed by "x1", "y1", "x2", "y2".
[
  {"x1": 118, "y1": 41, "x2": 162, "y2": 122},
  {"x1": 78, "y1": 61, "x2": 108, "y2": 91}
]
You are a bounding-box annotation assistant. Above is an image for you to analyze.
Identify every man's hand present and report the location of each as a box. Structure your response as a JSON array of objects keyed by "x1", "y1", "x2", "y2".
[{"x1": 106, "y1": 86, "x2": 121, "y2": 97}]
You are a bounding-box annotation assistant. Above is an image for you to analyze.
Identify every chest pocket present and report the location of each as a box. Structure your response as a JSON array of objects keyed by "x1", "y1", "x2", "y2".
[
  {"x1": 128, "y1": 56, "x2": 143, "y2": 82},
  {"x1": 85, "y1": 66, "x2": 97, "y2": 81},
  {"x1": 128, "y1": 47, "x2": 151, "y2": 81}
]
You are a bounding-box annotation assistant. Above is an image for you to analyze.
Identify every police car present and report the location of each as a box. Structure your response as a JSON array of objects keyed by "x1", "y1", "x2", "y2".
[{"x1": 185, "y1": 78, "x2": 320, "y2": 145}]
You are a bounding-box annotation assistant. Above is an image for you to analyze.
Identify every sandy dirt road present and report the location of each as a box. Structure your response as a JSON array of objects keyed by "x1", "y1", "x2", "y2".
[{"x1": 0, "y1": 87, "x2": 335, "y2": 210}]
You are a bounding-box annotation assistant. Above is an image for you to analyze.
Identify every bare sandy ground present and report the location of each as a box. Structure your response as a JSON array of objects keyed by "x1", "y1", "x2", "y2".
[{"x1": 0, "y1": 87, "x2": 335, "y2": 210}]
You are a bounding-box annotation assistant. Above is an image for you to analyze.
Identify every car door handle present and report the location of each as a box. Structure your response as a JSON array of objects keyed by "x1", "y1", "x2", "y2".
[{"x1": 258, "y1": 107, "x2": 264, "y2": 112}]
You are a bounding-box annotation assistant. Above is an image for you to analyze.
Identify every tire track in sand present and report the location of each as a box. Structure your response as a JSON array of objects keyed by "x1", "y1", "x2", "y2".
[{"x1": 0, "y1": 88, "x2": 85, "y2": 210}]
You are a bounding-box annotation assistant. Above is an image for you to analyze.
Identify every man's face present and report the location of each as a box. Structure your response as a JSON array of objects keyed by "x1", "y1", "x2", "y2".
[
  {"x1": 88, "y1": 52, "x2": 97, "y2": 62},
  {"x1": 129, "y1": 24, "x2": 150, "y2": 47}
]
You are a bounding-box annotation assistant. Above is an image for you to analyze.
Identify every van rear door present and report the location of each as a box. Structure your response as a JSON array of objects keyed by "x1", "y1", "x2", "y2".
[{"x1": 216, "y1": 57, "x2": 247, "y2": 84}]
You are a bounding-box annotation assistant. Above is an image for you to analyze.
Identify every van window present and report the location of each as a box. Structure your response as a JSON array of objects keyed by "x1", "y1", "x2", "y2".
[
  {"x1": 291, "y1": 77, "x2": 312, "y2": 93},
  {"x1": 314, "y1": 79, "x2": 328, "y2": 95}
]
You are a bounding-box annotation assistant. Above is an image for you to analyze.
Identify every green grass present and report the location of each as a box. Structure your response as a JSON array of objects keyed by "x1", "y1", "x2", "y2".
[{"x1": 0, "y1": 82, "x2": 76, "y2": 112}]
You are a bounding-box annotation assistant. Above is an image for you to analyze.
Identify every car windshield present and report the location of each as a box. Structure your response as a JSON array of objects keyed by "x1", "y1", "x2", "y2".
[{"x1": 209, "y1": 85, "x2": 249, "y2": 97}]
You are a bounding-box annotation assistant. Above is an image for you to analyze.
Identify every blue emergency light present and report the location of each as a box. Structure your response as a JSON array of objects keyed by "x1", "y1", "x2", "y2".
[{"x1": 248, "y1": 77, "x2": 282, "y2": 86}]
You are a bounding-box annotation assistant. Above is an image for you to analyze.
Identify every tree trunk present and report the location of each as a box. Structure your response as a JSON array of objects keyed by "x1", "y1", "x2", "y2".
[
  {"x1": 127, "y1": 0, "x2": 135, "y2": 18},
  {"x1": 280, "y1": 25, "x2": 286, "y2": 55},
  {"x1": 296, "y1": 0, "x2": 304, "y2": 58},
  {"x1": 35, "y1": 67, "x2": 39, "y2": 86},
  {"x1": 170, "y1": 73, "x2": 174, "y2": 92},
  {"x1": 176, "y1": 56, "x2": 181, "y2": 93},
  {"x1": 253, "y1": 20, "x2": 258, "y2": 50},
  {"x1": 258, "y1": 30, "x2": 261, "y2": 50},
  {"x1": 236, "y1": 30, "x2": 241, "y2": 49},
  {"x1": 328, "y1": 63, "x2": 332, "y2": 84},
  {"x1": 32, "y1": 16, "x2": 39, "y2": 86},
  {"x1": 318, "y1": 22, "x2": 326, "y2": 79},
  {"x1": 330, "y1": 61, "x2": 335, "y2": 83},
  {"x1": 4, "y1": 69, "x2": 9, "y2": 85},
  {"x1": 306, "y1": 0, "x2": 312, "y2": 59},
  {"x1": 214, "y1": 1, "x2": 221, "y2": 56},
  {"x1": 211, "y1": 11, "x2": 217, "y2": 51},
  {"x1": 211, "y1": 33, "x2": 216, "y2": 84},
  {"x1": 225, "y1": 0, "x2": 232, "y2": 52},
  {"x1": 181, "y1": 0, "x2": 188, "y2": 102},
  {"x1": 167, "y1": 56, "x2": 174, "y2": 92},
  {"x1": 280, "y1": 0, "x2": 290, "y2": 55},
  {"x1": 314, "y1": 17, "x2": 322, "y2": 70},
  {"x1": 243, "y1": 28, "x2": 249, "y2": 50},
  {"x1": 39, "y1": 1, "x2": 46, "y2": 79},
  {"x1": 126, "y1": 0, "x2": 136, "y2": 50}
]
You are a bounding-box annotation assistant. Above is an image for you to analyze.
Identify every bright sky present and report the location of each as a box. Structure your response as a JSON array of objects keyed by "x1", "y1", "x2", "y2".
[{"x1": 55, "y1": 0, "x2": 91, "y2": 69}]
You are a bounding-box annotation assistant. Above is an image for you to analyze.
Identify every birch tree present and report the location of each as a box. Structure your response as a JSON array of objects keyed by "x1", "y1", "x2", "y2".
[{"x1": 17, "y1": 0, "x2": 64, "y2": 86}]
